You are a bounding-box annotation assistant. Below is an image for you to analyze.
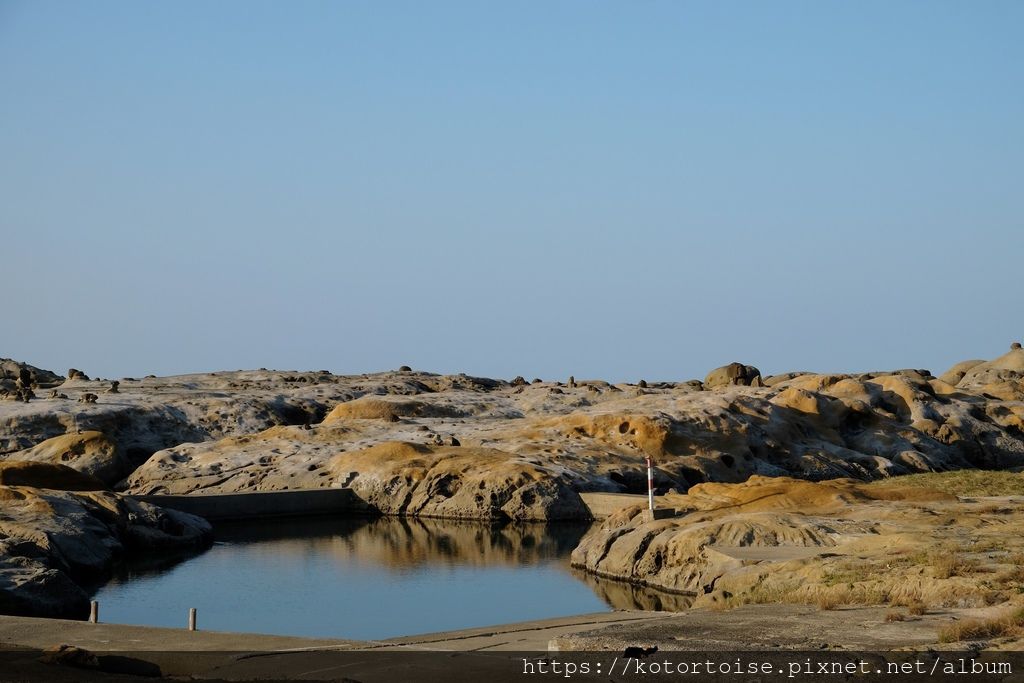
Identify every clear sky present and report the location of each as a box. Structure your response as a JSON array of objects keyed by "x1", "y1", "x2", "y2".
[{"x1": 2, "y1": 1, "x2": 1021, "y2": 382}]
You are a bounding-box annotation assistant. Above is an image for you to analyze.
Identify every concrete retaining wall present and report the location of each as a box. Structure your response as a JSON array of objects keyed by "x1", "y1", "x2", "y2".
[
  {"x1": 578, "y1": 492, "x2": 647, "y2": 520},
  {"x1": 130, "y1": 488, "x2": 369, "y2": 521}
]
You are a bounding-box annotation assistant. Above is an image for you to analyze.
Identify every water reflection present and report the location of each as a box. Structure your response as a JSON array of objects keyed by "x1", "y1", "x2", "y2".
[
  {"x1": 95, "y1": 515, "x2": 684, "y2": 639},
  {"x1": 571, "y1": 568, "x2": 694, "y2": 611},
  {"x1": 210, "y1": 516, "x2": 590, "y2": 571}
]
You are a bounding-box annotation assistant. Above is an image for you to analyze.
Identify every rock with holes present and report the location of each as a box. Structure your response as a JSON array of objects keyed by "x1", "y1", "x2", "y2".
[
  {"x1": 9, "y1": 432, "x2": 132, "y2": 485},
  {"x1": 0, "y1": 485, "x2": 211, "y2": 618}
]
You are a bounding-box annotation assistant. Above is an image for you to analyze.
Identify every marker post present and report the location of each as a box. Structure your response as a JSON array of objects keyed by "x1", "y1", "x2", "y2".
[{"x1": 646, "y1": 456, "x2": 655, "y2": 511}]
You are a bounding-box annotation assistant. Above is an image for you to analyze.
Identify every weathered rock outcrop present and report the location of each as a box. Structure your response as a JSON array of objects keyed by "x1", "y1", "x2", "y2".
[
  {"x1": 126, "y1": 432, "x2": 590, "y2": 521},
  {"x1": 955, "y1": 343, "x2": 1024, "y2": 401},
  {"x1": 10, "y1": 432, "x2": 131, "y2": 485},
  {"x1": 0, "y1": 359, "x2": 64, "y2": 391},
  {"x1": 114, "y1": 345, "x2": 1024, "y2": 520},
  {"x1": 938, "y1": 359, "x2": 985, "y2": 385},
  {"x1": 704, "y1": 362, "x2": 763, "y2": 388},
  {"x1": 5, "y1": 345, "x2": 1024, "y2": 523},
  {"x1": 0, "y1": 481, "x2": 212, "y2": 618},
  {"x1": 0, "y1": 368, "x2": 509, "y2": 462},
  {"x1": 571, "y1": 475, "x2": 1022, "y2": 611},
  {"x1": 0, "y1": 461, "x2": 106, "y2": 491}
]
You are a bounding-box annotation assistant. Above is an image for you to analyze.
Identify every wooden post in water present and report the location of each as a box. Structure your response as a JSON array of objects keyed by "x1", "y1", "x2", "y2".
[
  {"x1": 188, "y1": 608, "x2": 197, "y2": 631},
  {"x1": 88, "y1": 601, "x2": 98, "y2": 623}
]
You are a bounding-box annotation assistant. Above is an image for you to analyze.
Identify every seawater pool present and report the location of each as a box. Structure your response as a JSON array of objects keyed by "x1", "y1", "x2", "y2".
[{"x1": 90, "y1": 516, "x2": 690, "y2": 640}]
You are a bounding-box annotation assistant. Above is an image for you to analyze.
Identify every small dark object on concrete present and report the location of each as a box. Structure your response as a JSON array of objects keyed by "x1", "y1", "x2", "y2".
[
  {"x1": 39, "y1": 644, "x2": 99, "y2": 669},
  {"x1": 623, "y1": 646, "x2": 658, "y2": 659}
]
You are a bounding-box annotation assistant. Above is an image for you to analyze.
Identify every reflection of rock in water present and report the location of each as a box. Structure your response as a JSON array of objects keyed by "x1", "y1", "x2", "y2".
[
  {"x1": 571, "y1": 568, "x2": 694, "y2": 612},
  {"x1": 203, "y1": 515, "x2": 595, "y2": 571},
  {"x1": 344, "y1": 517, "x2": 592, "y2": 569},
  {"x1": 103, "y1": 515, "x2": 695, "y2": 614}
]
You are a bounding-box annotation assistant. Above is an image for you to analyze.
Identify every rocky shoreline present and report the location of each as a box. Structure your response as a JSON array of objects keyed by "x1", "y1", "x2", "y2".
[
  {"x1": 0, "y1": 462, "x2": 212, "y2": 619},
  {"x1": 1, "y1": 343, "x2": 1023, "y2": 639}
]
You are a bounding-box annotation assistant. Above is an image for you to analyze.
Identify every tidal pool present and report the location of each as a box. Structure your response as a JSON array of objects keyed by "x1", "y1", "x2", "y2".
[{"x1": 90, "y1": 516, "x2": 690, "y2": 640}]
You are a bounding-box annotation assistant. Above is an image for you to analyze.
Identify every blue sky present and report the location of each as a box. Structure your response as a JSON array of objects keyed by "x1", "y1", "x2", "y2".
[{"x1": 1, "y1": 1, "x2": 1021, "y2": 381}]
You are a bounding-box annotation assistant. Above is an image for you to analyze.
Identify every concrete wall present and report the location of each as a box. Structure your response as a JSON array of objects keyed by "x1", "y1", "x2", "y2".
[
  {"x1": 130, "y1": 488, "x2": 369, "y2": 521},
  {"x1": 578, "y1": 492, "x2": 647, "y2": 520}
]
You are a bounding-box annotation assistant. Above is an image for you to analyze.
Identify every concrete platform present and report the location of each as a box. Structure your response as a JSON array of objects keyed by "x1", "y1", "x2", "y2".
[{"x1": 0, "y1": 610, "x2": 661, "y2": 654}]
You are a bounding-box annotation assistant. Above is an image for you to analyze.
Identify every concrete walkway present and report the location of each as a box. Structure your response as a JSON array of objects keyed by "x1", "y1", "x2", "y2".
[
  {"x1": 0, "y1": 610, "x2": 666, "y2": 680},
  {"x1": 0, "y1": 610, "x2": 662, "y2": 653},
  {"x1": 0, "y1": 614, "x2": 357, "y2": 652}
]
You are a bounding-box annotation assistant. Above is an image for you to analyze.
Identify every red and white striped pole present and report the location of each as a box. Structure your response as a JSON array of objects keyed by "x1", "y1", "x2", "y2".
[{"x1": 646, "y1": 456, "x2": 655, "y2": 511}]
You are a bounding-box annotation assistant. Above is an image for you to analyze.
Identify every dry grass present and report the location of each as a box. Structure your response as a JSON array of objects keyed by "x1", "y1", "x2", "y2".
[
  {"x1": 937, "y1": 607, "x2": 1024, "y2": 643},
  {"x1": 821, "y1": 560, "x2": 874, "y2": 587},
  {"x1": 968, "y1": 537, "x2": 1008, "y2": 552},
  {"x1": 933, "y1": 554, "x2": 959, "y2": 579},
  {"x1": 816, "y1": 593, "x2": 842, "y2": 611},
  {"x1": 995, "y1": 553, "x2": 1024, "y2": 586},
  {"x1": 870, "y1": 470, "x2": 1024, "y2": 497},
  {"x1": 725, "y1": 581, "x2": 800, "y2": 608},
  {"x1": 907, "y1": 600, "x2": 927, "y2": 616},
  {"x1": 885, "y1": 610, "x2": 906, "y2": 622},
  {"x1": 909, "y1": 547, "x2": 979, "y2": 579},
  {"x1": 803, "y1": 583, "x2": 891, "y2": 610}
]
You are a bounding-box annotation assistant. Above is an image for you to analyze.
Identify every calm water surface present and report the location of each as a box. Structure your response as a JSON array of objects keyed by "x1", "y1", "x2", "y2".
[{"x1": 91, "y1": 516, "x2": 689, "y2": 640}]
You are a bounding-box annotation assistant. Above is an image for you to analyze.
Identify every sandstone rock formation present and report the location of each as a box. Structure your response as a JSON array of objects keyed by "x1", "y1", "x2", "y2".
[
  {"x1": 0, "y1": 483, "x2": 211, "y2": 618},
  {"x1": 938, "y1": 359, "x2": 984, "y2": 385},
  {"x1": 3, "y1": 345, "x2": 1024, "y2": 525},
  {"x1": 0, "y1": 368, "x2": 373, "y2": 459},
  {"x1": 110, "y1": 346, "x2": 1024, "y2": 522},
  {"x1": 0, "y1": 461, "x2": 106, "y2": 491},
  {"x1": 1, "y1": 347, "x2": 1024, "y2": 627},
  {"x1": 955, "y1": 343, "x2": 1024, "y2": 401},
  {"x1": 0, "y1": 360, "x2": 63, "y2": 392},
  {"x1": 704, "y1": 362, "x2": 763, "y2": 388},
  {"x1": 127, "y1": 433, "x2": 590, "y2": 521},
  {"x1": 572, "y1": 474, "x2": 1024, "y2": 612},
  {"x1": 11, "y1": 432, "x2": 132, "y2": 485}
]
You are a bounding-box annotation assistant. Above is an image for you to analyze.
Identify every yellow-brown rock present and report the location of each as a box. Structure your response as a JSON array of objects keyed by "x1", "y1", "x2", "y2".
[
  {"x1": 10, "y1": 431, "x2": 129, "y2": 485},
  {"x1": 0, "y1": 461, "x2": 106, "y2": 491}
]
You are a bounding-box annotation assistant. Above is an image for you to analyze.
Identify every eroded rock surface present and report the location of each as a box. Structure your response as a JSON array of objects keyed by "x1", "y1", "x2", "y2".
[
  {"x1": 3, "y1": 345, "x2": 1023, "y2": 523},
  {"x1": 10, "y1": 432, "x2": 131, "y2": 486},
  {"x1": 571, "y1": 474, "x2": 1024, "y2": 615},
  {"x1": 120, "y1": 347, "x2": 1024, "y2": 521},
  {"x1": 0, "y1": 470, "x2": 211, "y2": 618}
]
